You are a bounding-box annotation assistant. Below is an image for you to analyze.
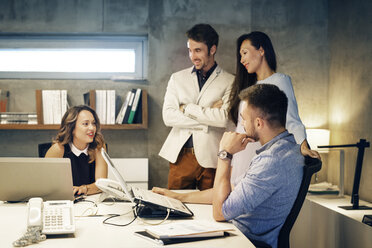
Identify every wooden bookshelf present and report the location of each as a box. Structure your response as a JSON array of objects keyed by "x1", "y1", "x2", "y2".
[{"x1": 0, "y1": 89, "x2": 148, "y2": 130}]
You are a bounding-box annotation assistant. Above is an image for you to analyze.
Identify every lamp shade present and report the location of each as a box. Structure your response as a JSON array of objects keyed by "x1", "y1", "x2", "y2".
[{"x1": 306, "y1": 129, "x2": 330, "y2": 150}]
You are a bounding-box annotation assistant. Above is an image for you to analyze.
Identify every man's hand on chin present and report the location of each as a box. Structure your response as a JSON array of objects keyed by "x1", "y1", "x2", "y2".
[{"x1": 220, "y1": 132, "x2": 253, "y2": 154}]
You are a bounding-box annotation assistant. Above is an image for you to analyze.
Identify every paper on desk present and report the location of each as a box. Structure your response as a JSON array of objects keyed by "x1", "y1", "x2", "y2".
[
  {"x1": 144, "y1": 220, "x2": 234, "y2": 239},
  {"x1": 309, "y1": 182, "x2": 339, "y2": 193}
]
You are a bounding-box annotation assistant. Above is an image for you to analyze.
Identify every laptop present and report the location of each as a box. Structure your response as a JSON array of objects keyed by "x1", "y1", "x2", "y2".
[
  {"x1": 100, "y1": 149, "x2": 194, "y2": 218},
  {"x1": 0, "y1": 157, "x2": 74, "y2": 202}
]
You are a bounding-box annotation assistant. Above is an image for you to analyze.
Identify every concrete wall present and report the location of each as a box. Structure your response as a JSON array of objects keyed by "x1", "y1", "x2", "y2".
[
  {"x1": 328, "y1": 0, "x2": 372, "y2": 202},
  {"x1": 0, "y1": 0, "x2": 360, "y2": 197}
]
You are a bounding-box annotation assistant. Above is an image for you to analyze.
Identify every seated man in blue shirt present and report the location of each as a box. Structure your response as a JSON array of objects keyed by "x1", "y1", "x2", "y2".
[
  {"x1": 153, "y1": 84, "x2": 304, "y2": 248},
  {"x1": 213, "y1": 84, "x2": 304, "y2": 247}
]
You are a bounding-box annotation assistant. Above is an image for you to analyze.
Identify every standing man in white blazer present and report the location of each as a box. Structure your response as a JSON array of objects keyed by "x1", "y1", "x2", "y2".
[{"x1": 159, "y1": 24, "x2": 234, "y2": 190}]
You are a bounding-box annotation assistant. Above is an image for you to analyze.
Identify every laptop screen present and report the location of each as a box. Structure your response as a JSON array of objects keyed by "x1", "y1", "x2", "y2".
[{"x1": 101, "y1": 149, "x2": 135, "y2": 202}]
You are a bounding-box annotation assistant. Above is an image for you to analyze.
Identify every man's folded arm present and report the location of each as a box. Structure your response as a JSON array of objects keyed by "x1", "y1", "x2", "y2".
[{"x1": 183, "y1": 86, "x2": 232, "y2": 128}]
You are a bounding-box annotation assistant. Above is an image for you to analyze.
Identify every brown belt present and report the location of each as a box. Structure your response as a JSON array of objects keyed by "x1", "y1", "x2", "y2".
[{"x1": 182, "y1": 147, "x2": 194, "y2": 154}]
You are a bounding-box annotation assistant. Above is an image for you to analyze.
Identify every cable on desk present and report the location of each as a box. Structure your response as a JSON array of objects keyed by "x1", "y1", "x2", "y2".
[
  {"x1": 102, "y1": 206, "x2": 138, "y2": 227},
  {"x1": 74, "y1": 199, "x2": 99, "y2": 217},
  {"x1": 134, "y1": 204, "x2": 171, "y2": 226}
]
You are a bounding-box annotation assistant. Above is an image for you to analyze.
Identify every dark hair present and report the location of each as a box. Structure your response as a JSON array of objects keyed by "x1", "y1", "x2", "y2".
[
  {"x1": 186, "y1": 24, "x2": 219, "y2": 53},
  {"x1": 54, "y1": 105, "x2": 105, "y2": 163},
  {"x1": 228, "y1": 31, "x2": 277, "y2": 125},
  {"x1": 239, "y1": 84, "x2": 287, "y2": 128}
]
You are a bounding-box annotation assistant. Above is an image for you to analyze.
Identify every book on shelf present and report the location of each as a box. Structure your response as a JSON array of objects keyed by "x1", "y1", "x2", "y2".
[
  {"x1": 83, "y1": 92, "x2": 90, "y2": 106},
  {"x1": 122, "y1": 89, "x2": 136, "y2": 124},
  {"x1": 42, "y1": 90, "x2": 68, "y2": 124},
  {"x1": 0, "y1": 112, "x2": 37, "y2": 124},
  {"x1": 106, "y1": 90, "x2": 116, "y2": 124},
  {"x1": 115, "y1": 91, "x2": 132, "y2": 124},
  {"x1": 95, "y1": 90, "x2": 106, "y2": 124},
  {"x1": 95, "y1": 90, "x2": 116, "y2": 124},
  {"x1": 127, "y1": 88, "x2": 142, "y2": 124},
  {"x1": 143, "y1": 220, "x2": 234, "y2": 239},
  {"x1": 0, "y1": 90, "x2": 10, "y2": 113}
]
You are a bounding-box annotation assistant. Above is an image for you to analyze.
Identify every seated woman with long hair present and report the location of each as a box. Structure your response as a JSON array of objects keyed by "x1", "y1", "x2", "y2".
[{"x1": 45, "y1": 105, "x2": 107, "y2": 196}]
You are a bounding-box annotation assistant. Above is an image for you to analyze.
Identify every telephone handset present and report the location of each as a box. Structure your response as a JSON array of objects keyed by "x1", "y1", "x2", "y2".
[
  {"x1": 96, "y1": 178, "x2": 130, "y2": 202},
  {"x1": 27, "y1": 197, "x2": 75, "y2": 235}
]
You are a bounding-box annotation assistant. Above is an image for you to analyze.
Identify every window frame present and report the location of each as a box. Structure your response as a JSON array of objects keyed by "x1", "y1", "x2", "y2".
[{"x1": 0, "y1": 33, "x2": 148, "y2": 80}]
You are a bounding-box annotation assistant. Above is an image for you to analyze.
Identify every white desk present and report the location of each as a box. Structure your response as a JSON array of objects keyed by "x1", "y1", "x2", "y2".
[
  {"x1": 0, "y1": 194, "x2": 255, "y2": 248},
  {"x1": 291, "y1": 194, "x2": 372, "y2": 248}
]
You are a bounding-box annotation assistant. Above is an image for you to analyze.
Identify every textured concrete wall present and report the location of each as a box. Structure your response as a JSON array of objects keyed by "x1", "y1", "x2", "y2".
[
  {"x1": 0, "y1": 0, "x2": 331, "y2": 190},
  {"x1": 328, "y1": 0, "x2": 372, "y2": 202}
]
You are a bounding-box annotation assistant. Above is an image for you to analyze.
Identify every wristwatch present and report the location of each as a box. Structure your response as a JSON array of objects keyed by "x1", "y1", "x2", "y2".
[{"x1": 217, "y1": 150, "x2": 233, "y2": 160}]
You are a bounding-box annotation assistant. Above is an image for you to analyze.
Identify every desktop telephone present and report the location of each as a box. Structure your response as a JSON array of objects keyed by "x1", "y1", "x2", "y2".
[
  {"x1": 96, "y1": 178, "x2": 130, "y2": 202},
  {"x1": 28, "y1": 197, "x2": 75, "y2": 235}
]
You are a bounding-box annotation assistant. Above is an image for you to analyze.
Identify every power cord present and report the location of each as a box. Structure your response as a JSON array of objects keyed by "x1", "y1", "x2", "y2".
[
  {"x1": 74, "y1": 199, "x2": 99, "y2": 217},
  {"x1": 102, "y1": 206, "x2": 138, "y2": 227},
  {"x1": 134, "y1": 204, "x2": 171, "y2": 226}
]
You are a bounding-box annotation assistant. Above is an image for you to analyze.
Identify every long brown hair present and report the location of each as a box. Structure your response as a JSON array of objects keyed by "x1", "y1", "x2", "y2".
[
  {"x1": 54, "y1": 105, "x2": 105, "y2": 163},
  {"x1": 228, "y1": 32, "x2": 277, "y2": 125}
]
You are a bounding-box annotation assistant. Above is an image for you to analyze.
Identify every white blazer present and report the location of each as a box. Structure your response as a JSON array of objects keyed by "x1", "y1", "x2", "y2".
[{"x1": 159, "y1": 65, "x2": 234, "y2": 168}]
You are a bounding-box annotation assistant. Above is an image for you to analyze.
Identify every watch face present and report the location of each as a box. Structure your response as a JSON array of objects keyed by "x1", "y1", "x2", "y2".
[
  {"x1": 218, "y1": 150, "x2": 232, "y2": 160},
  {"x1": 219, "y1": 150, "x2": 227, "y2": 158}
]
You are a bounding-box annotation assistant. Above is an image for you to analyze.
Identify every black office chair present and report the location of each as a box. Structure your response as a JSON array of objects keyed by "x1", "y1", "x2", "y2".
[
  {"x1": 38, "y1": 142, "x2": 108, "y2": 157},
  {"x1": 252, "y1": 156, "x2": 322, "y2": 248},
  {"x1": 38, "y1": 142, "x2": 52, "y2": 157}
]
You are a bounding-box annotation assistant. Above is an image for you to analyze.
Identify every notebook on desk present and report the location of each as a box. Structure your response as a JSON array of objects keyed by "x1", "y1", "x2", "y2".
[
  {"x1": 100, "y1": 149, "x2": 194, "y2": 218},
  {"x1": 0, "y1": 157, "x2": 74, "y2": 202}
]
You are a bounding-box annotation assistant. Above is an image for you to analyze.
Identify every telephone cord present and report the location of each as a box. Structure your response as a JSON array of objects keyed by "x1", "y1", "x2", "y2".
[{"x1": 12, "y1": 226, "x2": 46, "y2": 247}]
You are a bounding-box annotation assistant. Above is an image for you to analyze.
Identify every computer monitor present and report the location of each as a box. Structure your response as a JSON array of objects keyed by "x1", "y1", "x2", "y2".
[{"x1": 0, "y1": 157, "x2": 74, "y2": 202}]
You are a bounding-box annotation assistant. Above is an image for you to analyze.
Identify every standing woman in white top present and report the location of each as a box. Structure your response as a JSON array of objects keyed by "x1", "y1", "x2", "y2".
[{"x1": 228, "y1": 32, "x2": 320, "y2": 185}]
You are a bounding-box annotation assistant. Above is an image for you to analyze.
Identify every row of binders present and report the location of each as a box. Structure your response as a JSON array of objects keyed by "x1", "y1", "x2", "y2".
[
  {"x1": 89, "y1": 89, "x2": 142, "y2": 125},
  {"x1": 42, "y1": 90, "x2": 68, "y2": 125},
  {"x1": 115, "y1": 88, "x2": 142, "y2": 124}
]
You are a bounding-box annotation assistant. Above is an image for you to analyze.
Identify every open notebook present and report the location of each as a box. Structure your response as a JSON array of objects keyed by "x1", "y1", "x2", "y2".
[{"x1": 100, "y1": 149, "x2": 193, "y2": 218}]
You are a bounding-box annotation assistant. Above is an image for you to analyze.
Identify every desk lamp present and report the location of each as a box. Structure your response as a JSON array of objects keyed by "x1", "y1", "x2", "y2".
[{"x1": 318, "y1": 139, "x2": 372, "y2": 210}]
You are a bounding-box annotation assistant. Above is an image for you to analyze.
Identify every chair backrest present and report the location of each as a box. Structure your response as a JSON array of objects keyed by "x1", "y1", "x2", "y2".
[
  {"x1": 277, "y1": 156, "x2": 322, "y2": 248},
  {"x1": 38, "y1": 142, "x2": 52, "y2": 157}
]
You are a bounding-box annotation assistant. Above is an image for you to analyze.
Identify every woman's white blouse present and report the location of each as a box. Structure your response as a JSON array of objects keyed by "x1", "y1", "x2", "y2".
[{"x1": 230, "y1": 73, "x2": 306, "y2": 186}]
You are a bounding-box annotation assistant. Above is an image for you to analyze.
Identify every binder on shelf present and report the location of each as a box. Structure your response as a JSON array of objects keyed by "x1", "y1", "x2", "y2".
[
  {"x1": 115, "y1": 91, "x2": 132, "y2": 124},
  {"x1": 61, "y1": 90, "x2": 68, "y2": 117},
  {"x1": 42, "y1": 90, "x2": 52, "y2": 124},
  {"x1": 95, "y1": 90, "x2": 107, "y2": 124},
  {"x1": 122, "y1": 89, "x2": 136, "y2": 124},
  {"x1": 83, "y1": 92, "x2": 90, "y2": 106},
  {"x1": 52, "y1": 90, "x2": 61, "y2": 124},
  {"x1": 41, "y1": 90, "x2": 68, "y2": 124},
  {"x1": 108, "y1": 90, "x2": 116, "y2": 124},
  {"x1": 127, "y1": 88, "x2": 142, "y2": 124},
  {"x1": 0, "y1": 90, "x2": 9, "y2": 113}
]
